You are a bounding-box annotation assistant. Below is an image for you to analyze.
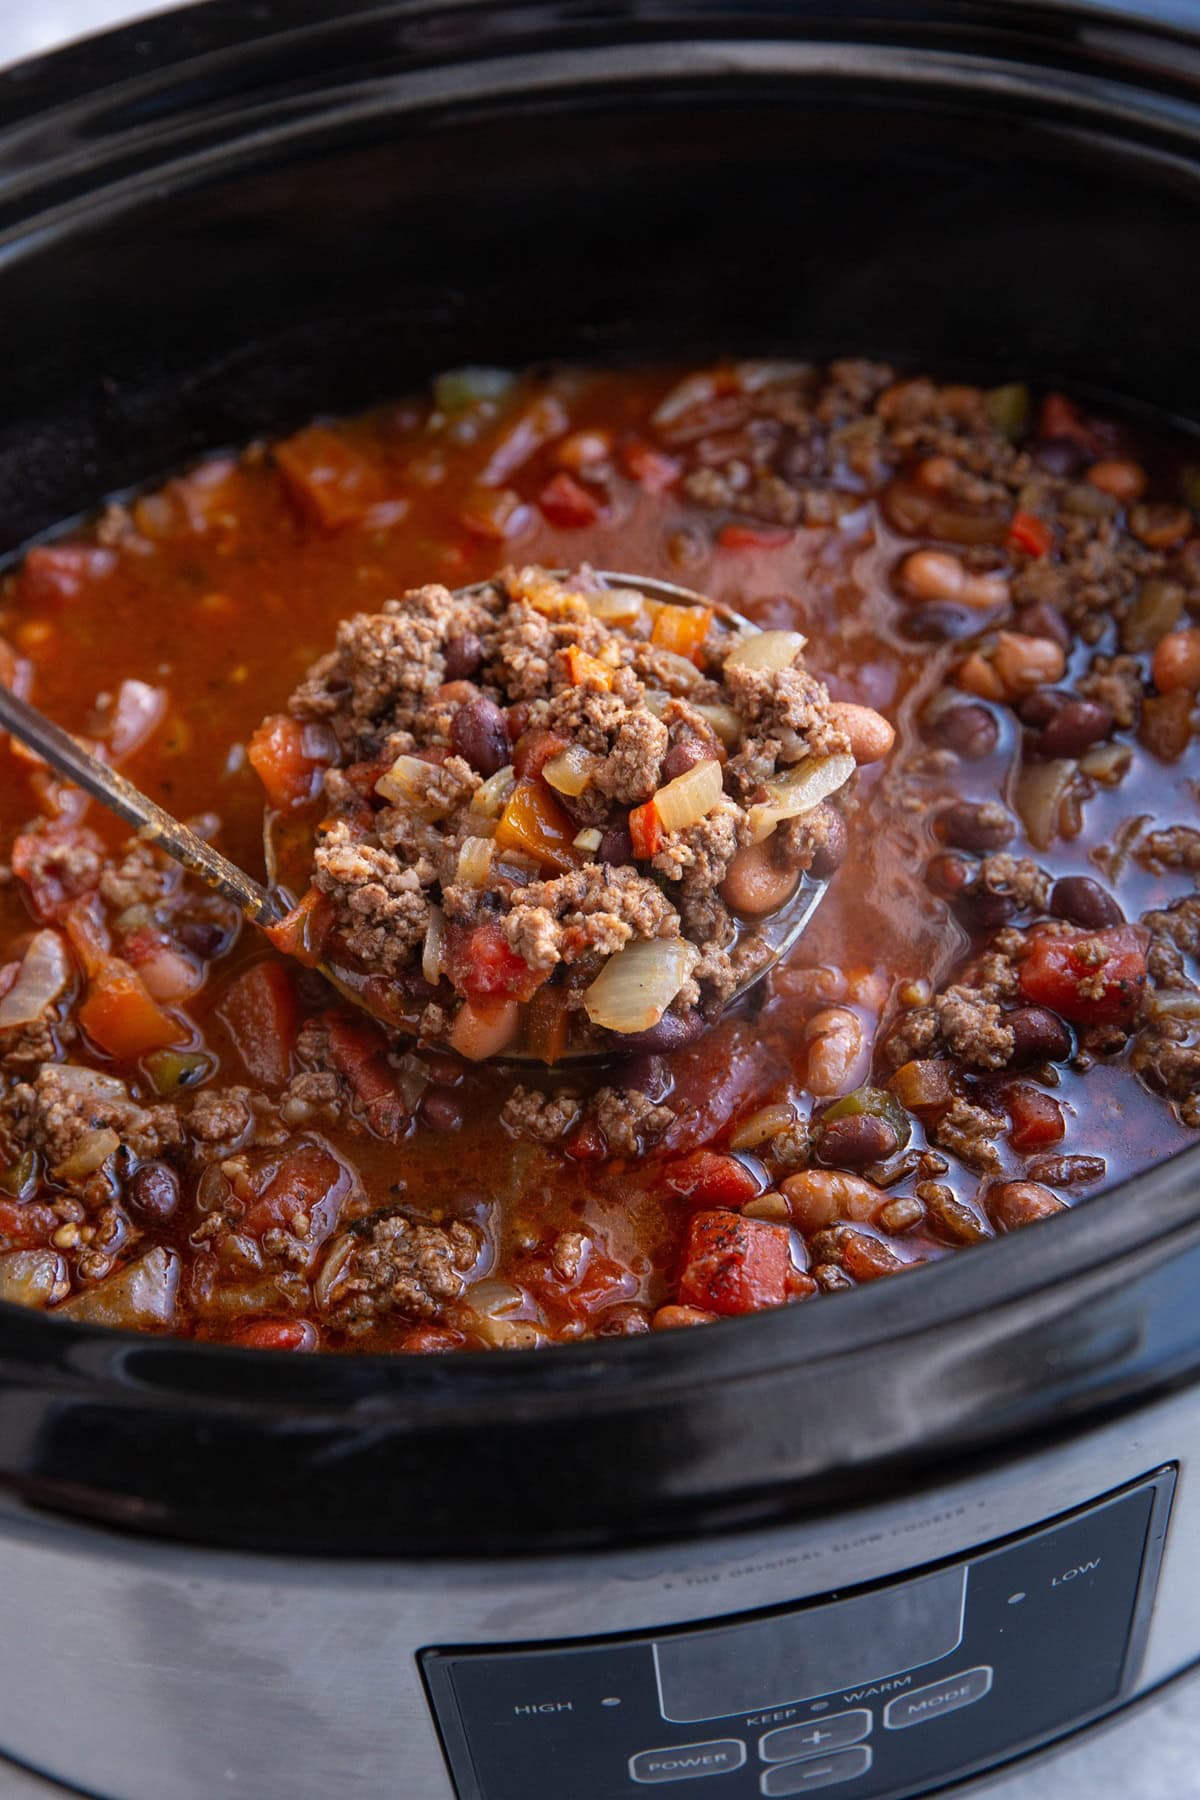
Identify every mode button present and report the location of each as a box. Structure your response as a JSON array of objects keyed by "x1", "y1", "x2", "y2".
[{"x1": 630, "y1": 1740, "x2": 747, "y2": 1783}]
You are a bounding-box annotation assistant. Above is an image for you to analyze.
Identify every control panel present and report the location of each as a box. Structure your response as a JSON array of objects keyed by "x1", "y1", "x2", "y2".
[{"x1": 422, "y1": 1470, "x2": 1173, "y2": 1799}]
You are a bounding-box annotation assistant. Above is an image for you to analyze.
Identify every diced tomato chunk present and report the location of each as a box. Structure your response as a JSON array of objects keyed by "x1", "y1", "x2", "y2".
[
  {"x1": 1007, "y1": 1084, "x2": 1067, "y2": 1152},
  {"x1": 78, "y1": 959, "x2": 186, "y2": 1059},
  {"x1": 628, "y1": 797, "x2": 663, "y2": 859},
  {"x1": 662, "y1": 1150, "x2": 761, "y2": 1207},
  {"x1": 16, "y1": 543, "x2": 116, "y2": 608},
  {"x1": 247, "y1": 714, "x2": 329, "y2": 811},
  {"x1": 512, "y1": 728, "x2": 568, "y2": 780},
  {"x1": 1008, "y1": 510, "x2": 1054, "y2": 557},
  {"x1": 522, "y1": 1242, "x2": 637, "y2": 1319},
  {"x1": 621, "y1": 440, "x2": 681, "y2": 493},
  {"x1": 538, "y1": 470, "x2": 602, "y2": 528},
  {"x1": 326, "y1": 1012, "x2": 405, "y2": 1138},
  {"x1": 717, "y1": 522, "x2": 794, "y2": 551},
  {"x1": 1018, "y1": 925, "x2": 1149, "y2": 1026},
  {"x1": 12, "y1": 828, "x2": 105, "y2": 922},
  {"x1": 217, "y1": 961, "x2": 299, "y2": 1088},
  {"x1": 230, "y1": 1319, "x2": 318, "y2": 1351},
  {"x1": 445, "y1": 921, "x2": 543, "y2": 1004},
  {"x1": 678, "y1": 1208, "x2": 790, "y2": 1315},
  {"x1": 275, "y1": 425, "x2": 385, "y2": 528},
  {"x1": 243, "y1": 1144, "x2": 345, "y2": 1253},
  {"x1": 0, "y1": 1197, "x2": 59, "y2": 1249}
]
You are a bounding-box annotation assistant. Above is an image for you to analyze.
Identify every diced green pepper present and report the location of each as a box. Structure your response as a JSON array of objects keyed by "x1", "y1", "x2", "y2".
[
  {"x1": 1121, "y1": 578, "x2": 1185, "y2": 653},
  {"x1": 144, "y1": 1048, "x2": 215, "y2": 1097},
  {"x1": 985, "y1": 383, "x2": 1030, "y2": 441},
  {"x1": 823, "y1": 1085, "x2": 912, "y2": 1149}
]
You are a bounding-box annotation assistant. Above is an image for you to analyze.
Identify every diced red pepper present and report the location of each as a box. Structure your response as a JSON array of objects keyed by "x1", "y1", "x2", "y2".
[
  {"x1": 1018, "y1": 924, "x2": 1149, "y2": 1027},
  {"x1": 264, "y1": 887, "x2": 335, "y2": 967},
  {"x1": 628, "y1": 797, "x2": 663, "y2": 859},
  {"x1": 537, "y1": 470, "x2": 602, "y2": 528},
  {"x1": 1007, "y1": 1084, "x2": 1067, "y2": 1152},
  {"x1": 79, "y1": 959, "x2": 186, "y2": 1059},
  {"x1": 621, "y1": 440, "x2": 681, "y2": 494},
  {"x1": 564, "y1": 1120, "x2": 607, "y2": 1162},
  {"x1": 444, "y1": 920, "x2": 544, "y2": 1005},
  {"x1": 1008, "y1": 510, "x2": 1054, "y2": 557},
  {"x1": 717, "y1": 522, "x2": 794, "y2": 551},
  {"x1": 326, "y1": 1012, "x2": 406, "y2": 1138},
  {"x1": 678, "y1": 1208, "x2": 790, "y2": 1315},
  {"x1": 229, "y1": 1319, "x2": 318, "y2": 1351},
  {"x1": 12, "y1": 828, "x2": 105, "y2": 922},
  {"x1": 247, "y1": 714, "x2": 329, "y2": 811},
  {"x1": 275, "y1": 425, "x2": 386, "y2": 529},
  {"x1": 662, "y1": 1150, "x2": 761, "y2": 1207},
  {"x1": 217, "y1": 961, "x2": 299, "y2": 1088}
]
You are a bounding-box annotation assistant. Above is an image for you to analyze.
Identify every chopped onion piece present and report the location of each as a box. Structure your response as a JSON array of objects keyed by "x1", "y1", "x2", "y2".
[
  {"x1": 748, "y1": 753, "x2": 855, "y2": 843},
  {"x1": 0, "y1": 1248, "x2": 67, "y2": 1310},
  {"x1": 0, "y1": 930, "x2": 71, "y2": 1028},
  {"x1": 734, "y1": 358, "x2": 812, "y2": 393},
  {"x1": 583, "y1": 938, "x2": 699, "y2": 1034},
  {"x1": 573, "y1": 827, "x2": 603, "y2": 852},
  {"x1": 651, "y1": 371, "x2": 722, "y2": 427},
  {"x1": 650, "y1": 649, "x2": 702, "y2": 692},
  {"x1": 724, "y1": 629, "x2": 806, "y2": 673},
  {"x1": 543, "y1": 744, "x2": 601, "y2": 797},
  {"x1": 730, "y1": 1102, "x2": 798, "y2": 1149},
  {"x1": 456, "y1": 836, "x2": 496, "y2": 886},
  {"x1": 652, "y1": 758, "x2": 724, "y2": 833},
  {"x1": 42, "y1": 1062, "x2": 128, "y2": 1104},
  {"x1": 586, "y1": 588, "x2": 646, "y2": 627},
  {"x1": 642, "y1": 689, "x2": 670, "y2": 718},
  {"x1": 376, "y1": 754, "x2": 454, "y2": 817},
  {"x1": 693, "y1": 701, "x2": 743, "y2": 748},
  {"x1": 422, "y1": 904, "x2": 445, "y2": 985},
  {"x1": 1014, "y1": 756, "x2": 1075, "y2": 851},
  {"x1": 53, "y1": 1127, "x2": 120, "y2": 1181},
  {"x1": 108, "y1": 678, "x2": 167, "y2": 759},
  {"x1": 57, "y1": 1246, "x2": 180, "y2": 1328},
  {"x1": 470, "y1": 763, "x2": 516, "y2": 818}
]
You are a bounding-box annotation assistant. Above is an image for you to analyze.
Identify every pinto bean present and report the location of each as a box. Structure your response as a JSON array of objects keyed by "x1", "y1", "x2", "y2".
[
  {"x1": 722, "y1": 841, "x2": 800, "y2": 916},
  {"x1": 781, "y1": 1167, "x2": 886, "y2": 1232},
  {"x1": 827, "y1": 701, "x2": 894, "y2": 763},
  {"x1": 877, "y1": 1195, "x2": 925, "y2": 1235},
  {"x1": 1050, "y1": 875, "x2": 1124, "y2": 929},
  {"x1": 899, "y1": 549, "x2": 967, "y2": 603},
  {"x1": 985, "y1": 1179, "x2": 1067, "y2": 1232},
  {"x1": 594, "y1": 1301, "x2": 651, "y2": 1336},
  {"x1": 1086, "y1": 459, "x2": 1147, "y2": 503},
  {"x1": 1006, "y1": 1005, "x2": 1072, "y2": 1065},
  {"x1": 956, "y1": 652, "x2": 1005, "y2": 701},
  {"x1": 1152, "y1": 627, "x2": 1200, "y2": 694},
  {"x1": 451, "y1": 695, "x2": 510, "y2": 776},
  {"x1": 803, "y1": 1006, "x2": 867, "y2": 1097},
  {"x1": 991, "y1": 632, "x2": 1066, "y2": 698},
  {"x1": 937, "y1": 801, "x2": 1016, "y2": 853},
  {"x1": 1130, "y1": 503, "x2": 1192, "y2": 550}
]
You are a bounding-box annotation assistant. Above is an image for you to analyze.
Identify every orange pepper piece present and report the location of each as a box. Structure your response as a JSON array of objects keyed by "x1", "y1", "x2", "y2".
[
  {"x1": 650, "y1": 603, "x2": 713, "y2": 665},
  {"x1": 629, "y1": 797, "x2": 663, "y2": 859},
  {"x1": 495, "y1": 779, "x2": 578, "y2": 873},
  {"x1": 79, "y1": 959, "x2": 186, "y2": 1059},
  {"x1": 564, "y1": 644, "x2": 613, "y2": 689}
]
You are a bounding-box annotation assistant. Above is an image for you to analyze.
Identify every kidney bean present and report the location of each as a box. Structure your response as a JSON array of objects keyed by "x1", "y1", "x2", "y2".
[
  {"x1": 1033, "y1": 437, "x2": 1085, "y2": 478},
  {"x1": 808, "y1": 804, "x2": 849, "y2": 878},
  {"x1": 660, "y1": 737, "x2": 709, "y2": 782},
  {"x1": 616, "y1": 1010, "x2": 705, "y2": 1054},
  {"x1": 443, "y1": 631, "x2": 484, "y2": 680},
  {"x1": 936, "y1": 801, "x2": 1016, "y2": 853},
  {"x1": 419, "y1": 1086, "x2": 466, "y2": 1132},
  {"x1": 177, "y1": 916, "x2": 235, "y2": 959},
  {"x1": 127, "y1": 1160, "x2": 180, "y2": 1220},
  {"x1": 985, "y1": 1179, "x2": 1067, "y2": 1232},
  {"x1": 932, "y1": 702, "x2": 999, "y2": 760},
  {"x1": 231, "y1": 1319, "x2": 318, "y2": 1351},
  {"x1": 1006, "y1": 1005, "x2": 1072, "y2": 1065},
  {"x1": 1035, "y1": 697, "x2": 1113, "y2": 759},
  {"x1": 597, "y1": 824, "x2": 634, "y2": 866},
  {"x1": 451, "y1": 695, "x2": 510, "y2": 776},
  {"x1": 819, "y1": 1113, "x2": 898, "y2": 1166},
  {"x1": 1050, "y1": 875, "x2": 1124, "y2": 929},
  {"x1": 1015, "y1": 686, "x2": 1065, "y2": 729},
  {"x1": 1013, "y1": 602, "x2": 1071, "y2": 651}
]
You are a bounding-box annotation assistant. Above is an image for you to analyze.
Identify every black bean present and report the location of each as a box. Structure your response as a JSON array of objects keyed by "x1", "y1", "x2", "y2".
[
  {"x1": 660, "y1": 737, "x2": 709, "y2": 783},
  {"x1": 1016, "y1": 687, "x2": 1068, "y2": 729},
  {"x1": 1014, "y1": 600, "x2": 1072, "y2": 650},
  {"x1": 1006, "y1": 1005, "x2": 1072, "y2": 1066},
  {"x1": 808, "y1": 804, "x2": 849, "y2": 879},
  {"x1": 1050, "y1": 875, "x2": 1124, "y2": 929},
  {"x1": 419, "y1": 1086, "x2": 466, "y2": 1132},
  {"x1": 450, "y1": 695, "x2": 510, "y2": 776},
  {"x1": 1035, "y1": 698, "x2": 1113, "y2": 759},
  {"x1": 933, "y1": 702, "x2": 999, "y2": 761},
  {"x1": 623, "y1": 1053, "x2": 670, "y2": 1101},
  {"x1": 443, "y1": 631, "x2": 484, "y2": 680},
  {"x1": 614, "y1": 1010, "x2": 706, "y2": 1054},
  {"x1": 1033, "y1": 437, "x2": 1086, "y2": 478},
  {"x1": 177, "y1": 915, "x2": 235, "y2": 959},
  {"x1": 597, "y1": 825, "x2": 634, "y2": 866},
  {"x1": 936, "y1": 801, "x2": 1016, "y2": 853},
  {"x1": 898, "y1": 604, "x2": 981, "y2": 644},
  {"x1": 818, "y1": 1114, "x2": 898, "y2": 1167},
  {"x1": 127, "y1": 1161, "x2": 180, "y2": 1220}
]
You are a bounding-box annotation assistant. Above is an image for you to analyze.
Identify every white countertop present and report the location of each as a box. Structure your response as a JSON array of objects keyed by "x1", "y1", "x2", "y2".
[{"x1": 0, "y1": 0, "x2": 1195, "y2": 1794}]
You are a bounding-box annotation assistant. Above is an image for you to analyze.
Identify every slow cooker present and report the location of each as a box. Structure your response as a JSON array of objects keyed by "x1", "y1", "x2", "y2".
[{"x1": 2, "y1": 2, "x2": 1200, "y2": 1796}]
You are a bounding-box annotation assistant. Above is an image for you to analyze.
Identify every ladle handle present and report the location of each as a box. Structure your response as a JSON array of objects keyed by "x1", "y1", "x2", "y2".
[{"x1": 0, "y1": 684, "x2": 280, "y2": 926}]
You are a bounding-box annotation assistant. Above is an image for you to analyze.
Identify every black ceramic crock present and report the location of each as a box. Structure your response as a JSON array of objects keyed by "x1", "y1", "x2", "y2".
[{"x1": 1, "y1": 0, "x2": 1199, "y2": 1556}]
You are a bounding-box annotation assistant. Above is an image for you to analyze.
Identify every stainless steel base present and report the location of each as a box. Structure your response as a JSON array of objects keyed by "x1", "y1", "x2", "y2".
[{"x1": 1, "y1": 1385, "x2": 1197, "y2": 1800}]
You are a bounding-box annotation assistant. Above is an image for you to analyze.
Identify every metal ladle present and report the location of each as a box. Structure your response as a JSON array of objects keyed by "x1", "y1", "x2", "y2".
[{"x1": 0, "y1": 573, "x2": 833, "y2": 1060}]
